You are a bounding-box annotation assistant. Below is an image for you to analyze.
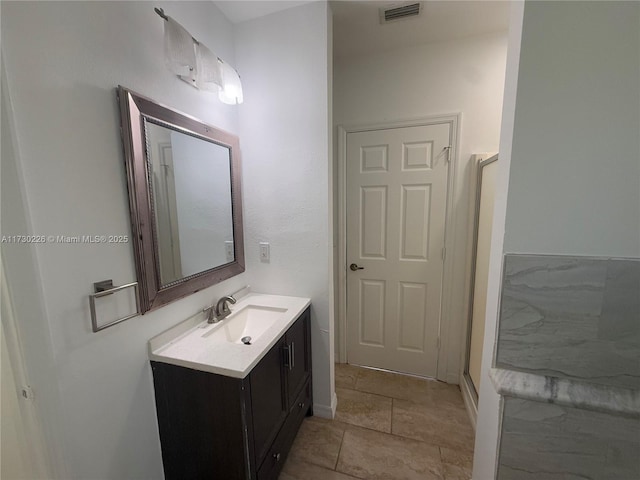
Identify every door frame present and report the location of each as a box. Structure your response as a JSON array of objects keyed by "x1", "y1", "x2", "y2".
[
  {"x1": 460, "y1": 153, "x2": 498, "y2": 428},
  {"x1": 1, "y1": 260, "x2": 54, "y2": 478},
  {"x1": 337, "y1": 114, "x2": 461, "y2": 382}
]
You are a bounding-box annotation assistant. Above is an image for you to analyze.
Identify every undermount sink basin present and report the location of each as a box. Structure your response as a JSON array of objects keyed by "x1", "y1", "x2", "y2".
[{"x1": 202, "y1": 305, "x2": 288, "y2": 344}]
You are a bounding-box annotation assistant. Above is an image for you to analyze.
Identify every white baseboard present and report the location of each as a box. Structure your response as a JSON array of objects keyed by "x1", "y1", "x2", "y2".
[
  {"x1": 460, "y1": 374, "x2": 478, "y2": 430},
  {"x1": 314, "y1": 392, "x2": 338, "y2": 419}
]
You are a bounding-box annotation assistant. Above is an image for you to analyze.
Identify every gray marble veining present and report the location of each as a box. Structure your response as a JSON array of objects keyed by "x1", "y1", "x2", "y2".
[
  {"x1": 497, "y1": 398, "x2": 640, "y2": 480},
  {"x1": 490, "y1": 368, "x2": 640, "y2": 419},
  {"x1": 600, "y1": 259, "x2": 640, "y2": 340},
  {"x1": 496, "y1": 255, "x2": 640, "y2": 390}
]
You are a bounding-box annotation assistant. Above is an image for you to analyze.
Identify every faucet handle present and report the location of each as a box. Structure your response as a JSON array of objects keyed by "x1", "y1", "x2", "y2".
[{"x1": 203, "y1": 305, "x2": 216, "y2": 323}]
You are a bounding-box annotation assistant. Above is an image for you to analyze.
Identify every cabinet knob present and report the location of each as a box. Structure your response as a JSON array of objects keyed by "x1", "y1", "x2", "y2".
[
  {"x1": 273, "y1": 453, "x2": 281, "y2": 462},
  {"x1": 298, "y1": 402, "x2": 305, "y2": 409}
]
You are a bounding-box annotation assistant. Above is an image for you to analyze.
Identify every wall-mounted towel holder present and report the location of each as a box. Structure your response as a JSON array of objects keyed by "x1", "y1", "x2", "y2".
[{"x1": 89, "y1": 280, "x2": 140, "y2": 332}]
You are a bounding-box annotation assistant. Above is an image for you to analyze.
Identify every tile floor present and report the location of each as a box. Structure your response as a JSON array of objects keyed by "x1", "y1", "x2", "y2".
[{"x1": 279, "y1": 364, "x2": 475, "y2": 480}]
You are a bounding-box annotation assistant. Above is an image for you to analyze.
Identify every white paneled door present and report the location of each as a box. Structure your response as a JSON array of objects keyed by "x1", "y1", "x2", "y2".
[{"x1": 346, "y1": 123, "x2": 451, "y2": 377}]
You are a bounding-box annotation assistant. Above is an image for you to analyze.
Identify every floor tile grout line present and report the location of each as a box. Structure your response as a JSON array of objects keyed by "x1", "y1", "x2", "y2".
[
  {"x1": 343, "y1": 362, "x2": 438, "y2": 382},
  {"x1": 340, "y1": 383, "x2": 396, "y2": 402},
  {"x1": 390, "y1": 397, "x2": 394, "y2": 434},
  {"x1": 336, "y1": 369, "x2": 472, "y2": 409},
  {"x1": 340, "y1": 365, "x2": 450, "y2": 404},
  {"x1": 333, "y1": 423, "x2": 372, "y2": 480},
  {"x1": 336, "y1": 368, "x2": 472, "y2": 420},
  {"x1": 331, "y1": 371, "x2": 473, "y2": 479},
  {"x1": 330, "y1": 403, "x2": 472, "y2": 457},
  {"x1": 344, "y1": 364, "x2": 449, "y2": 386},
  {"x1": 333, "y1": 424, "x2": 347, "y2": 472},
  {"x1": 330, "y1": 423, "x2": 453, "y2": 479},
  {"x1": 338, "y1": 382, "x2": 417, "y2": 404},
  {"x1": 337, "y1": 416, "x2": 446, "y2": 450}
]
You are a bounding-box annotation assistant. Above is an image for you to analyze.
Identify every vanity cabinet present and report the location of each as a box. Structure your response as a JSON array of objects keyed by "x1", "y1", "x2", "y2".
[{"x1": 151, "y1": 307, "x2": 312, "y2": 480}]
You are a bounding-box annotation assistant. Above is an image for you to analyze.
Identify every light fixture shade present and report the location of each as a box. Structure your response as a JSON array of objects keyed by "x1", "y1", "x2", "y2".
[
  {"x1": 218, "y1": 60, "x2": 244, "y2": 105},
  {"x1": 163, "y1": 16, "x2": 196, "y2": 78},
  {"x1": 195, "y1": 43, "x2": 223, "y2": 91},
  {"x1": 158, "y1": 9, "x2": 242, "y2": 104}
]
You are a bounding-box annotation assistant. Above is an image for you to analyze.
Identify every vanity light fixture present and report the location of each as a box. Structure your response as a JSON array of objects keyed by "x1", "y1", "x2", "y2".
[
  {"x1": 155, "y1": 7, "x2": 243, "y2": 105},
  {"x1": 218, "y1": 60, "x2": 244, "y2": 105}
]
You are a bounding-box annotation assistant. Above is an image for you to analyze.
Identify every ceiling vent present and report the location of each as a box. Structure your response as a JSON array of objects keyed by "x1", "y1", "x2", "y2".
[{"x1": 379, "y1": 2, "x2": 421, "y2": 24}]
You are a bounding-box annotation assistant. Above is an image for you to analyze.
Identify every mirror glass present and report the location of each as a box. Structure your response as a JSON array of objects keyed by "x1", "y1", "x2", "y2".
[
  {"x1": 145, "y1": 120, "x2": 234, "y2": 286},
  {"x1": 118, "y1": 86, "x2": 244, "y2": 313}
]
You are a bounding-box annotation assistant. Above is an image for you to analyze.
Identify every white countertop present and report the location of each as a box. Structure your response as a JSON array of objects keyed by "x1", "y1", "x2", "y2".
[{"x1": 148, "y1": 293, "x2": 311, "y2": 378}]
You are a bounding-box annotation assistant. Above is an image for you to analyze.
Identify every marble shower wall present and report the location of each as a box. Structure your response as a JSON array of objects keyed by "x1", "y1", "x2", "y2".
[
  {"x1": 496, "y1": 255, "x2": 640, "y2": 390},
  {"x1": 498, "y1": 397, "x2": 640, "y2": 480}
]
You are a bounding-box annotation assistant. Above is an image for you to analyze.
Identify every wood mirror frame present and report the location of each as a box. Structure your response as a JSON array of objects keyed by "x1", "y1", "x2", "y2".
[{"x1": 117, "y1": 86, "x2": 244, "y2": 313}]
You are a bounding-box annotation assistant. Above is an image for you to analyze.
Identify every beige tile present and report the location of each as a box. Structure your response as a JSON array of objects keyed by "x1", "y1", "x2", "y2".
[
  {"x1": 335, "y1": 387, "x2": 392, "y2": 433},
  {"x1": 280, "y1": 456, "x2": 359, "y2": 480},
  {"x1": 288, "y1": 416, "x2": 346, "y2": 470},
  {"x1": 422, "y1": 381, "x2": 466, "y2": 409},
  {"x1": 392, "y1": 398, "x2": 475, "y2": 452},
  {"x1": 440, "y1": 446, "x2": 474, "y2": 469},
  {"x1": 443, "y1": 463, "x2": 472, "y2": 480},
  {"x1": 335, "y1": 363, "x2": 362, "y2": 389},
  {"x1": 336, "y1": 425, "x2": 443, "y2": 480},
  {"x1": 354, "y1": 367, "x2": 464, "y2": 407},
  {"x1": 354, "y1": 368, "x2": 429, "y2": 401},
  {"x1": 285, "y1": 368, "x2": 475, "y2": 480}
]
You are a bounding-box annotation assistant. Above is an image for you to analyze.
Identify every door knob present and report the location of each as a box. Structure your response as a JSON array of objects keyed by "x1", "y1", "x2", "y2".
[{"x1": 350, "y1": 263, "x2": 364, "y2": 271}]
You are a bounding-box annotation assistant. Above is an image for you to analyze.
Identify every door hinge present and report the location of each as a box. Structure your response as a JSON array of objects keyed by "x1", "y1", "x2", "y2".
[
  {"x1": 444, "y1": 146, "x2": 452, "y2": 162},
  {"x1": 441, "y1": 247, "x2": 446, "y2": 260}
]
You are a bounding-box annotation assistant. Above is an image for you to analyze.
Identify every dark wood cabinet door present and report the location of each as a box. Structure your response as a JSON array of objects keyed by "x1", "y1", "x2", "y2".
[
  {"x1": 285, "y1": 309, "x2": 311, "y2": 407},
  {"x1": 151, "y1": 362, "x2": 251, "y2": 480},
  {"x1": 249, "y1": 337, "x2": 287, "y2": 468},
  {"x1": 152, "y1": 307, "x2": 312, "y2": 480}
]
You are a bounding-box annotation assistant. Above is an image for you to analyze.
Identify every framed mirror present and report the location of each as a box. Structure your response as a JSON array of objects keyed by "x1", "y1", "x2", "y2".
[{"x1": 117, "y1": 86, "x2": 244, "y2": 313}]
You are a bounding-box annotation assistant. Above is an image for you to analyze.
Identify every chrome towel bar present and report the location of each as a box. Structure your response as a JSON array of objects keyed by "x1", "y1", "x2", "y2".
[{"x1": 89, "y1": 281, "x2": 140, "y2": 332}]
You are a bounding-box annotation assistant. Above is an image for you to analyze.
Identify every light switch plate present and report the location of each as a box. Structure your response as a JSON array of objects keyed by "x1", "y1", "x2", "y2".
[{"x1": 259, "y1": 242, "x2": 270, "y2": 262}]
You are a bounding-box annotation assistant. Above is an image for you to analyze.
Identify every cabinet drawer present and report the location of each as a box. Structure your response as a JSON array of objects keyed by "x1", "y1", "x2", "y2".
[
  {"x1": 286, "y1": 382, "x2": 311, "y2": 430},
  {"x1": 257, "y1": 383, "x2": 311, "y2": 480}
]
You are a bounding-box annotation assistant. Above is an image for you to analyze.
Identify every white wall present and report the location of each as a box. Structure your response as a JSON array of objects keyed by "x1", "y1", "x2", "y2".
[
  {"x1": 234, "y1": 1, "x2": 335, "y2": 416},
  {"x1": 334, "y1": 32, "x2": 508, "y2": 382},
  {"x1": 503, "y1": 0, "x2": 640, "y2": 257},
  {"x1": 1, "y1": 2, "x2": 247, "y2": 478},
  {"x1": 474, "y1": 1, "x2": 639, "y2": 478}
]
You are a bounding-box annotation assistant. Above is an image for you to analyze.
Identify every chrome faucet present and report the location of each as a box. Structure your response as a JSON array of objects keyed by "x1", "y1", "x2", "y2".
[
  {"x1": 203, "y1": 295, "x2": 236, "y2": 324},
  {"x1": 202, "y1": 295, "x2": 236, "y2": 323},
  {"x1": 215, "y1": 295, "x2": 236, "y2": 321}
]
